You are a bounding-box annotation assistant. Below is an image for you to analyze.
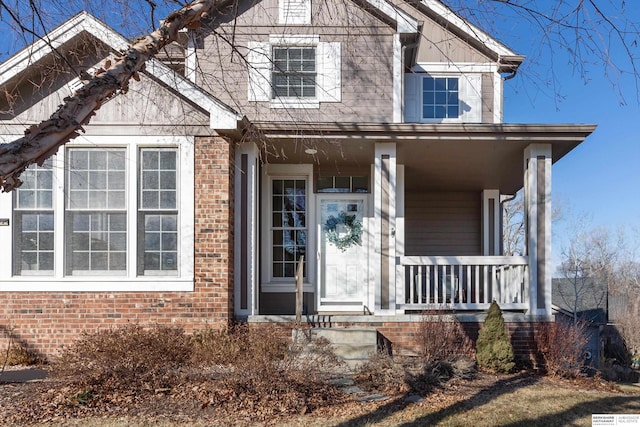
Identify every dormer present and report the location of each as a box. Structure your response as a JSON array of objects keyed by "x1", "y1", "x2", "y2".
[{"x1": 401, "y1": 0, "x2": 524, "y2": 124}]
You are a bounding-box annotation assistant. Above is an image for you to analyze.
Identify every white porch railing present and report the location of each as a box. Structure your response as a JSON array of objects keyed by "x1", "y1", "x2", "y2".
[{"x1": 398, "y1": 256, "x2": 529, "y2": 311}]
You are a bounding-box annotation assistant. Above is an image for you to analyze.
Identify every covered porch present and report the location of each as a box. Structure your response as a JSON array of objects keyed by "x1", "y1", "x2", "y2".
[{"x1": 231, "y1": 123, "x2": 595, "y2": 318}]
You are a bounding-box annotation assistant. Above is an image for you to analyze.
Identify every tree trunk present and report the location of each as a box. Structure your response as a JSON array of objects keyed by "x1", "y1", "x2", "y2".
[{"x1": 0, "y1": 0, "x2": 219, "y2": 192}]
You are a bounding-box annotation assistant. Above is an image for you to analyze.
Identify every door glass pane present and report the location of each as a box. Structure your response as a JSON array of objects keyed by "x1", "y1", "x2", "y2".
[{"x1": 271, "y1": 178, "x2": 306, "y2": 278}]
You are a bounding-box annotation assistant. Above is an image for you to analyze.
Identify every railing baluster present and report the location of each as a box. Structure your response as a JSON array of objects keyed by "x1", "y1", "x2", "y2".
[
  {"x1": 397, "y1": 256, "x2": 529, "y2": 311},
  {"x1": 433, "y1": 264, "x2": 440, "y2": 304},
  {"x1": 417, "y1": 265, "x2": 423, "y2": 304}
]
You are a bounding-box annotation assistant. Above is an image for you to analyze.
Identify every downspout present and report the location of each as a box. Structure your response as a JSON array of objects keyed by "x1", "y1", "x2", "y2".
[
  {"x1": 502, "y1": 69, "x2": 517, "y2": 82},
  {"x1": 400, "y1": 33, "x2": 422, "y2": 123}
]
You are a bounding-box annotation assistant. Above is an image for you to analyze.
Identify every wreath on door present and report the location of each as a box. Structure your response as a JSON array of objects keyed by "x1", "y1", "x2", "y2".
[{"x1": 324, "y1": 211, "x2": 363, "y2": 252}]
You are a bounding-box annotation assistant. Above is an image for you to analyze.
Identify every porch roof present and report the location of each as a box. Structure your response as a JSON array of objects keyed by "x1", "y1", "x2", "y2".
[{"x1": 246, "y1": 122, "x2": 596, "y2": 194}]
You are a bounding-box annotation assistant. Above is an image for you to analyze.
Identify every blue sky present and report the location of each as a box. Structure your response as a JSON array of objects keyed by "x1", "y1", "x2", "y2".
[
  {"x1": 0, "y1": 1, "x2": 638, "y2": 268},
  {"x1": 482, "y1": 1, "x2": 640, "y2": 268}
]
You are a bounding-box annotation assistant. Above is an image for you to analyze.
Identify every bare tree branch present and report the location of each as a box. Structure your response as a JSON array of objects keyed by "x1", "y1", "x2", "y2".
[{"x1": 0, "y1": 0, "x2": 222, "y2": 192}]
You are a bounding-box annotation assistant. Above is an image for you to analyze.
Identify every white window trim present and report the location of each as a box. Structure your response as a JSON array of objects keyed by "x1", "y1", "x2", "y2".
[
  {"x1": 404, "y1": 70, "x2": 483, "y2": 124},
  {"x1": 270, "y1": 36, "x2": 320, "y2": 108},
  {"x1": 421, "y1": 74, "x2": 463, "y2": 124},
  {"x1": 0, "y1": 135, "x2": 194, "y2": 292},
  {"x1": 260, "y1": 164, "x2": 315, "y2": 293},
  {"x1": 414, "y1": 62, "x2": 498, "y2": 74},
  {"x1": 247, "y1": 35, "x2": 341, "y2": 108}
]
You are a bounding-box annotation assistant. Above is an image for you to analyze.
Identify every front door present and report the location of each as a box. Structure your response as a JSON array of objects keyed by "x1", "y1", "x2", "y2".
[{"x1": 317, "y1": 196, "x2": 367, "y2": 311}]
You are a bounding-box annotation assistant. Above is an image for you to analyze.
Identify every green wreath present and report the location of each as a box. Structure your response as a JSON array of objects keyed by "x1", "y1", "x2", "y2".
[{"x1": 324, "y1": 211, "x2": 363, "y2": 252}]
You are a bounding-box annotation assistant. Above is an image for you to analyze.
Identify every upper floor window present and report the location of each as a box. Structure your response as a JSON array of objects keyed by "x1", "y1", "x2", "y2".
[
  {"x1": 247, "y1": 36, "x2": 340, "y2": 107},
  {"x1": 272, "y1": 46, "x2": 316, "y2": 98},
  {"x1": 405, "y1": 72, "x2": 482, "y2": 123},
  {"x1": 422, "y1": 77, "x2": 459, "y2": 120}
]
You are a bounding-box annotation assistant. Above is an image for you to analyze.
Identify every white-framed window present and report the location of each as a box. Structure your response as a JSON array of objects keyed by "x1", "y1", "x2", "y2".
[
  {"x1": 271, "y1": 178, "x2": 307, "y2": 278},
  {"x1": 404, "y1": 72, "x2": 482, "y2": 123},
  {"x1": 0, "y1": 135, "x2": 194, "y2": 291},
  {"x1": 272, "y1": 46, "x2": 316, "y2": 98},
  {"x1": 13, "y1": 159, "x2": 55, "y2": 275},
  {"x1": 261, "y1": 164, "x2": 315, "y2": 292},
  {"x1": 65, "y1": 148, "x2": 128, "y2": 275},
  {"x1": 247, "y1": 36, "x2": 340, "y2": 108},
  {"x1": 422, "y1": 76, "x2": 459, "y2": 120}
]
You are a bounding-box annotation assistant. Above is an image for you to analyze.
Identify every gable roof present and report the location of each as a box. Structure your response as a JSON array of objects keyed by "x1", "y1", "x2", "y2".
[
  {"x1": 366, "y1": 0, "x2": 419, "y2": 33},
  {"x1": 0, "y1": 11, "x2": 241, "y2": 130},
  {"x1": 408, "y1": 0, "x2": 524, "y2": 70}
]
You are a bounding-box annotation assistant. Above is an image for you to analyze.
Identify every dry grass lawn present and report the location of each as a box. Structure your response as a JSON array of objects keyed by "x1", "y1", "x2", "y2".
[{"x1": 2, "y1": 371, "x2": 638, "y2": 426}]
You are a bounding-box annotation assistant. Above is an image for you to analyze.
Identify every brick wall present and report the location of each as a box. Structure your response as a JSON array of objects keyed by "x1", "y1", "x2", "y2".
[
  {"x1": 267, "y1": 319, "x2": 550, "y2": 369},
  {"x1": 0, "y1": 136, "x2": 235, "y2": 360}
]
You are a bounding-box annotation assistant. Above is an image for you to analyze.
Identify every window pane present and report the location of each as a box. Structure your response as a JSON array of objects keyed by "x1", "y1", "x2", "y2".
[
  {"x1": 108, "y1": 152, "x2": 127, "y2": 170},
  {"x1": 422, "y1": 76, "x2": 459, "y2": 119},
  {"x1": 160, "y1": 191, "x2": 176, "y2": 209},
  {"x1": 271, "y1": 178, "x2": 306, "y2": 278},
  {"x1": 67, "y1": 212, "x2": 127, "y2": 273},
  {"x1": 143, "y1": 151, "x2": 158, "y2": 169},
  {"x1": 162, "y1": 252, "x2": 177, "y2": 270},
  {"x1": 162, "y1": 232, "x2": 177, "y2": 251},
  {"x1": 160, "y1": 171, "x2": 176, "y2": 189},
  {"x1": 22, "y1": 233, "x2": 37, "y2": 250},
  {"x1": 17, "y1": 190, "x2": 35, "y2": 208},
  {"x1": 40, "y1": 232, "x2": 54, "y2": 250},
  {"x1": 143, "y1": 171, "x2": 159, "y2": 189},
  {"x1": 68, "y1": 148, "x2": 126, "y2": 210},
  {"x1": 70, "y1": 171, "x2": 88, "y2": 189},
  {"x1": 145, "y1": 232, "x2": 161, "y2": 250},
  {"x1": 14, "y1": 162, "x2": 55, "y2": 275},
  {"x1": 89, "y1": 171, "x2": 107, "y2": 189},
  {"x1": 141, "y1": 214, "x2": 178, "y2": 272},
  {"x1": 271, "y1": 46, "x2": 316, "y2": 99},
  {"x1": 141, "y1": 149, "x2": 177, "y2": 211},
  {"x1": 162, "y1": 215, "x2": 177, "y2": 231},
  {"x1": 40, "y1": 253, "x2": 54, "y2": 271},
  {"x1": 89, "y1": 151, "x2": 107, "y2": 169}
]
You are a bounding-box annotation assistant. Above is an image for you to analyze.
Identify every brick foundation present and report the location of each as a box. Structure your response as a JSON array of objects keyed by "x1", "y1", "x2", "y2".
[
  {"x1": 251, "y1": 318, "x2": 552, "y2": 370},
  {"x1": 0, "y1": 136, "x2": 235, "y2": 360}
]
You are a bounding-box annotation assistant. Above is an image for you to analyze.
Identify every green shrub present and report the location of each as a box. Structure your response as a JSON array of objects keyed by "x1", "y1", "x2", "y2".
[{"x1": 476, "y1": 301, "x2": 515, "y2": 373}]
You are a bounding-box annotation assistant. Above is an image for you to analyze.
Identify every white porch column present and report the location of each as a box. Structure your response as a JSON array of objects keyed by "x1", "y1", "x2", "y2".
[
  {"x1": 234, "y1": 142, "x2": 260, "y2": 317},
  {"x1": 374, "y1": 143, "x2": 397, "y2": 314},
  {"x1": 524, "y1": 144, "x2": 552, "y2": 315},
  {"x1": 481, "y1": 190, "x2": 500, "y2": 255}
]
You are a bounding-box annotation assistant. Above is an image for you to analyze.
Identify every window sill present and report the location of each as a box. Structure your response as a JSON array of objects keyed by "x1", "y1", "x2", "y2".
[
  {"x1": 416, "y1": 117, "x2": 464, "y2": 124},
  {"x1": 0, "y1": 278, "x2": 194, "y2": 292},
  {"x1": 270, "y1": 98, "x2": 319, "y2": 109}
]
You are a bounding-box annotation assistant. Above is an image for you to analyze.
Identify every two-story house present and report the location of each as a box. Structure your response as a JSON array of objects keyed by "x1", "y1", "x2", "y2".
[{"x1": 0, "y1": 0, "x2": 595, "y2": 360}]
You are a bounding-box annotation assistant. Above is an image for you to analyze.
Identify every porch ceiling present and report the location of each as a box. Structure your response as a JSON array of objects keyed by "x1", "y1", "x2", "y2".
[{"x1": 249, "y1": 122, "x2": 596, "y2": 194}]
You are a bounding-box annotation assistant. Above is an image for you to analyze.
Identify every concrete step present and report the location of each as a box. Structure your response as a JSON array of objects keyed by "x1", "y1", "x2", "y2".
[{"x1": 309, "y1": 327, "x2": 378, "y2": 368}]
